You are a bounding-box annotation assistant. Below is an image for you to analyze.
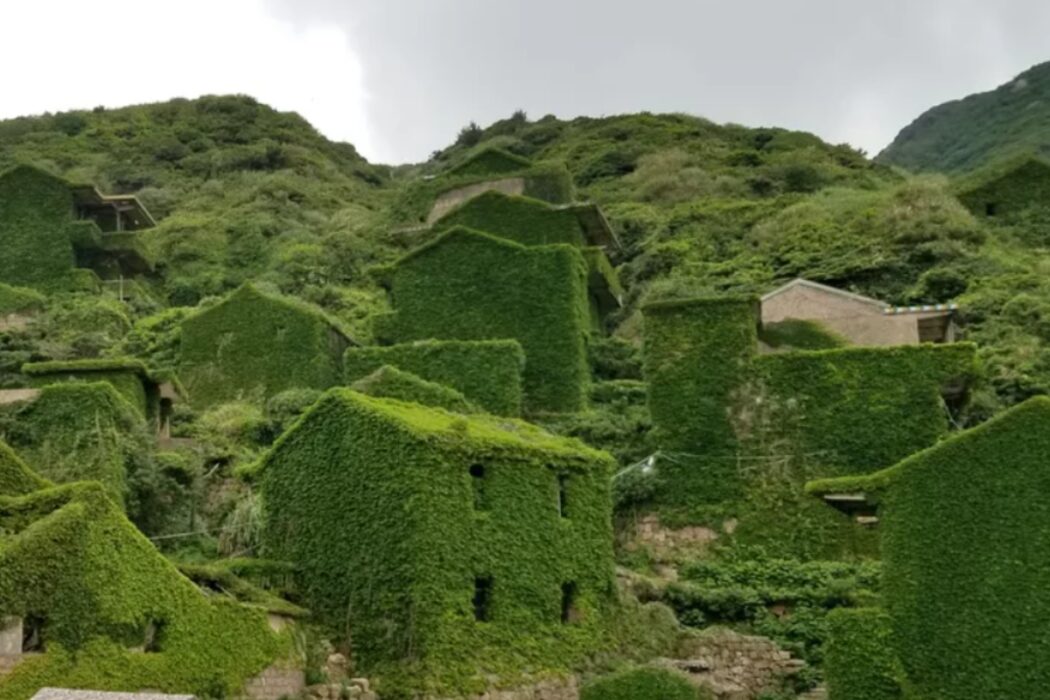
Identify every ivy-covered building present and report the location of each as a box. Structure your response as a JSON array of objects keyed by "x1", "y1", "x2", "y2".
[
  {"x1": 375, "y1": 228, "x2": 593, "y2": 413},
  {"x1": 255, "y1": 389, "x2": 615, "y2": 695},
  {"x1": 955, "y1": 155, "x2": 1050, "y2": 218},
  {"x1": 0, "y1": 164, "x2": 154, "y2": 291},
  {"x1": 424, "y1": 147, "x2": 576, "y2": 224},
  {"x1": 0, "y1": 464, "x2": 289, "y2": 700},
  {"x1": 178, "y1": 284, "x2": 354, "y2": 409},
  {"x1": 641, "y1": 296, "x2": 979, "y2": 555},
  {"x1": 21, "y1": 359, "x2": 181, "y2": 437},
  {"x1": 811, "y1": 396, "x2": 1050, "y2": 700}
]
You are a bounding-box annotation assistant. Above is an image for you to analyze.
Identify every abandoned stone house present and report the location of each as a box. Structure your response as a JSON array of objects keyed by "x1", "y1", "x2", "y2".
[
  {"x1": 761, "y1": 278, "x2": 958, "y2": 347},
  {"x1": 18, "y1": 359, "x2": 182, "y2": 438},
  {"x1": 257, "y1": 389, "x2": 615, "y2": 690},
  {"x1": 0, "y1": 164, "x2": 154, "y2": 291},
  {"x1": 810, "y1": 396, "x2": 1050, "y2": 700},
  {"x1": 955, "y1": 155, "x2": 1050, "y2": 218},
  {"x1": 178, "y1": 284, "x2": 355, "y2": 409},
  {"x1": 425, "y1": 147, "x2": 575, "y2": 224},
  {"x1": 374, "y1": 227, "x2": 593, "y2": 413}
]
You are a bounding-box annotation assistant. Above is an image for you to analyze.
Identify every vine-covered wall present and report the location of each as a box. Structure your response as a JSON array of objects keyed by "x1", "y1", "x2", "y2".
[
  {"x1": 23, "y1": 359, "x2": 153, "y2": 418},
  {"x1": 824, "y1": 608, "x2": 901, "y2": 700},
  {"x1": 0, "y1": 440, "x2": 49, "y2": 496},
  {"x1": 0, "y1": 382, "x2": 143, "y2": 504},
  {"x1": 956, "y1": 156, "x2": 1050, "y2": 218},
  {"x1": 0, "y1": 165, "x2": 78, "y2": 290},
  {"x1": 179, "y1": 284, "x2": 350, "y2": 409},
  {"x1": 344, "y1": 339, "x2": 525, "y2": 416},
  {"x1": 256, "y1": 390, "x2": 615, "y2": 696},
  {"x1": 0, "y1": 481, "x2": 285, "y2": 700},
  {"x1": 349, "y1": 364, "x2": 478, "y2": 413},
  {"x1": 434, "y1": 191, "x2": 588, "y2": 247},
  {"x1": 378, "y1": 228, "x2": 592, "y2": 414}
]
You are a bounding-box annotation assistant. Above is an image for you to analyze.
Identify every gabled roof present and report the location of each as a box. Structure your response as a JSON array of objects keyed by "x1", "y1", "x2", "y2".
[
  {"x1": 187, "y1": 283, "x2": 356, "y2": 345},
  {"x1": 260, "y1": 389, "x2": 608, "y2": 468},
  {"x1": 0, "y1": 439, "x2": 50, "y2": 496},
  {"x1": 383, "y1": 225, "x2": 568, "y2": 273},
  {"x1": 762, "y1": 278, "x2": 887, "y2": 309},
  {"x1": 955, "y1": 154, "x2": 1050, "y2": 195},
  {"x1": 806, "y1": 395, "x2": 1050, "y2": 499},
  {"x1": 445, "y1": 147, "x2": 534, "y2": 178}
]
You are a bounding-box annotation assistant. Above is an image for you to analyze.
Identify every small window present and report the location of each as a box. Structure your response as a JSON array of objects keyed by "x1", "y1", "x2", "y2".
[
  {"x1": 143, "y1": 619, "x2": 166, "y2": 653},
  {"x1": 557, "y1": 473, "x2": 570, "y2": 519},
  {"x1": 560, "y1": 582, "x2": 579, "y2": 624},
  {"x1": 470, "y1": 464, "x2": 487, "y2": 511},
  {"x1": 473, "y1": 576, "x2": 493, "y2": 622},
  {"x1": 986, "y1": 202, "x2": 998, "y2": 217},
  {"x1": 22, "y1": 615, "x2": 45, "y2": 653}
]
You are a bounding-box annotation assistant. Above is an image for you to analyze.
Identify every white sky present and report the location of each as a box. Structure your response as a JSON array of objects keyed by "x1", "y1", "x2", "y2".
[{"x1": 3, "y1": 1, "x2": 1050, "y2": 164}]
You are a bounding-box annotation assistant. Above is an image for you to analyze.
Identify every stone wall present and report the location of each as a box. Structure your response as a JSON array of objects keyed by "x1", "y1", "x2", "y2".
[
  {"x1": 239, "y1": 664, "x2": 306, "y2": 700},
  {"x1": 664, "y1": 627, "x2": 806, "y2": 699},
  {"x1": 427, "y1": 178, "x2": 526, "y2": 224}
]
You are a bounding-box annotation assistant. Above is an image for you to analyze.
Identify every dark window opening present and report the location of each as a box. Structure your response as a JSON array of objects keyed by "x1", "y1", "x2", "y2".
[
  {"x1": 473, "y1": 576, "x2": 493, "y2": 622},
  {"x1": 986, "y1": 202, "x2": 998, "y2": 217},
  {"x1": 22, "y1": 615, "x2": 45, "y2": 653},
  {"x1": 560, "y1": 582, "x2": 579, "y2": 624},
  {"x1": 144, "y1": 619, "x2": 166, "y2": 653},
  {"x1": 470, "y1": 464, "x2": 487, "y2": 511},
  {"x1": 557, "y1": 473, "x2": 570, "y2": 519}
]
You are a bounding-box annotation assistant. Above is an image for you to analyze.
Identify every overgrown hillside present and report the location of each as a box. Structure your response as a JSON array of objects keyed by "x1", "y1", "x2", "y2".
[
  {"x1": 879, "y1": 61, "x2": 1050, "y2": 173},
  {"x1": 6, "y1": 96, "x2": 1050, "y2": 417}
]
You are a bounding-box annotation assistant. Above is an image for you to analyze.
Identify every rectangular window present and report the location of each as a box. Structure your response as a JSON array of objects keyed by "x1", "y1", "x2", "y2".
[
  {"x1": 22, "y1": 615, "x2": 45, "y2": 653},
  {"x1": 473, "y1": 576, "x2": 493, "y2": 622},
  {"x1": 561, "y1": 582, "x2": 579, "y2": 624},
  {"x1": 470, "y1": 464, "x2": 487, "y2": 511},
  {"x1": 144, "y1": 619, "x2": 166, "y2": 653},
  {"x1": 557, "y1": 473, "x2": 570, "y2": 519}
]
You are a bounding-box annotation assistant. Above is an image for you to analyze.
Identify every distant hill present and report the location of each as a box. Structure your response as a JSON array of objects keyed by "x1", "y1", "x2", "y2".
[{"x1": 879, "y1": 61, "x2": 1050, "y2": 173}]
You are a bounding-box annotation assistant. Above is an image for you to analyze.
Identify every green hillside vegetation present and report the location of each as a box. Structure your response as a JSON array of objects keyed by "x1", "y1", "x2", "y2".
[
  {"x1": 880, "y1": 61, "x2": 1050, "y2": 173},
  {"x1": 5, "y1": 81, "x2": 1050, "y2": 696}
]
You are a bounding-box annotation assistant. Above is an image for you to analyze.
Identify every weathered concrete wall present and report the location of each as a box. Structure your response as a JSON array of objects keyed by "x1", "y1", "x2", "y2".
[
  {"x1": 0, "y1": 389, "x2": 40, "y2": 406},
  {"x1": 240, "y1": 664, "x2": 306, "y2": 700},
  {"x1": 761, "y1": 285, "x2": 919, "y2": 347},
  {"x1": 0, "y1": 313, "x2": 30, "y2": 332},
  {"x1": 427, "y1": 178, "x2": 526, "y2": 224},
  {"x1": 0, "y1": 618, "x2": 21, "y2": 656}
]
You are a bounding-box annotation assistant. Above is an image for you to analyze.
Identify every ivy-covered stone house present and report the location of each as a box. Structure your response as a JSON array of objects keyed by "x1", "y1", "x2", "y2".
[
  {"x1": 641, "y1": 296, "x2": 979, "y2": 555},
  {"x1": 432, "y1": 189, "x2": 624, "y2": 320},
  {"x1": 0, "y1": 164, "x2": 154, "y2": 291},
  {"x1": 423, "y1": 147, "x2": 575, "y2": 224},
  {"x1": 374, "y1": 227, "x2": 592, "y2": 413},
  {"x1": 955, "y1": 155, "x2": 1050, "y2": 218},
  {"x1": 0, "y1": 453, "x2": 292, "y2": 700},
  {"x1": 811, "y1": 396, "x2": 1050, "y2": 700},
  {"x1": 254, "y1": 389, "x2": 615, "y2": 696},
  {"x1": 178, "y1": 284, "x2": 354, "y2": 409},
  {"x1": 761, "y1": 278, "x2": 958, "y2": 347},
  {"x1": 20, "y1": 359, "x2": 182, "y2": 438}
]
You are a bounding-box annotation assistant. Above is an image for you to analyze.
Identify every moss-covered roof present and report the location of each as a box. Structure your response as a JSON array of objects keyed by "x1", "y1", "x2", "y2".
[
  {"x1": 444, "y1": 147, "x2": 534, "y2": 178},
  {"x1": 291, "y1": 389, "x2": 608, "y2": 462},
  {"x1": 22, "y1": 358, "x2": 151, "y2": 379},
  {"x1": 954, "y1": 154, "x2": 1050, "y2": 195},
  {"x1": 0, "y1": 439, "x2": 50, "y2": 496},
  {"x1": 806, "y1": 395, "x2": 1050, "y2": 497},
  {"x1": 187, "y1": 283, "x2": 355, "y2": 344},
  {"x1": 350, "y1": 365, "x2": 479, "y2": 414}
]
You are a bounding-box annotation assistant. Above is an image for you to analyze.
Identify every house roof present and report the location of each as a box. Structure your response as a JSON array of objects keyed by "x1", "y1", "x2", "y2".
[
  {"x1": 445, "y1": 147, "x2": 534, "y2": 178},
  {"x1": 806, "y1": 395, "x2": 1050, "y2": 499},
  {"x1": 761, "y1": 278, "x2": 888, "y2": 309},
  {"x1": 188, "y1": 284, "x2": 357, "y2": 346},
  {"x1": 264, "y1": 389, "x2": 609, "y2": 466}
]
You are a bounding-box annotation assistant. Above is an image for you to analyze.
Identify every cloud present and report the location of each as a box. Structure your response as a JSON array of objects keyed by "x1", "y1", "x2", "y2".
[
  {"x1": 5, "y1": 1, "x2": 1050, "y2": 164},
  {"x1": 0, "y1": 0, "x2": 376, "y2": 158}
]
